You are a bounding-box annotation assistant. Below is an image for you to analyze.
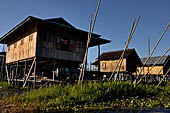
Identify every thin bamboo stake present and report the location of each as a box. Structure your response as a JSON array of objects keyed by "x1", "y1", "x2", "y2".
[
  {"x1": 137, "y1": 48, "x2": 170, "y2": 84},
  {"x1": 23, "y1": 58, "x2": 36, "y2": 87},
  {"x1": 157, "y1": 68, "x2": 170, "y2": 86},
  {"x1": 116, "y1": 16, "x2": 140, "y2": 79},
  {"x1": 78, "y1": 14, "x2": 92, "y2": 84},
  {"x1": 78, "y1": 0, "x2": 101, "y2": 84},
  {"x1": 109, "y1": 19, "x2": 136, "y2": 81},
  {"x1": 134, "y1": 21, "x2": 170, "y2": 84}
]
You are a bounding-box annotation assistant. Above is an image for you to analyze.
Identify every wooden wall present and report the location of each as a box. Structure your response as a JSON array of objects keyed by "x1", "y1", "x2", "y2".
[
  {"x1": 137, "y1": 66, "x2": 163, "y2": 75},
  {"x1": 6, "y1": 22, "x2": 37, "y2": 64},
  {"x1": 100, "y1": 59, "x2": 126, "y2": 72},
  {"x1": 36, "y1": 23, "x2": 85, "y2": 62}
]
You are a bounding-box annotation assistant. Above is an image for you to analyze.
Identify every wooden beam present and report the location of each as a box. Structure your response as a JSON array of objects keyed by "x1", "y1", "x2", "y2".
[
  {"x1": 23, "y1": 58, "x2": 36, "y2": 87},
  {"x1": 33, "y1": 57, "x2": 37, "y2": 88},
  {"x1": 5, "y1": 65, "x2": 10, "y2": 84}
]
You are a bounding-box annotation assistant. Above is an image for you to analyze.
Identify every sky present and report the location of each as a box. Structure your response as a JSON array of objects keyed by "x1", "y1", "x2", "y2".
[{"x1": 0, "y1": 0, "x2": 170, "y2": 64}]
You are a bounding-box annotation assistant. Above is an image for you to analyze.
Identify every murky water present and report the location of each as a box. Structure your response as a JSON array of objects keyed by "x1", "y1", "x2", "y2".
[{"x1": 55, "y1": 109, "x2": 170, "y2": 113}]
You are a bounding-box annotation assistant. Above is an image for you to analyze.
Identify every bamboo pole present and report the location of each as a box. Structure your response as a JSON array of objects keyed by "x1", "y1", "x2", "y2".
[
  {"x1": 78, "y1": 0, "x2": 101, "y2": 84},
  {"x1": 109, "y1": 18, "x2": 136, "y2": 81},
  {"x1": 78, "y1": 14, "x2": 92, "y2": 85},
  {"x1": 115, "y1": 16, "x2": 140, "y2": 80},
  {"x1": 157, "y1": 68, "x2": 170, "y2": 86},
  {"x1": 134, "y1": 22, "x2": 170, "y2": 84},
  {"x1": 157, "y1": 57, "x2": 169, "y2": 75},
  {"x1": 137, "y1": 48, "x2": 170, "y2": 84},
  {"x1": 23, "y1": 58, "x2": 36, "y2": 87}
]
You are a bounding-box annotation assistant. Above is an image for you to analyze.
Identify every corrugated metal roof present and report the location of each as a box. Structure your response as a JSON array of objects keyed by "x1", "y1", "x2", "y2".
[{"x1": 141, "y1": 56, "x2": 169, "y2": 65}]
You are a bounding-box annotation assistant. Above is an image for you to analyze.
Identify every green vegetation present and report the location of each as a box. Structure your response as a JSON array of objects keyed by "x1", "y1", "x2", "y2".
[
  {"x1": 0, "y1": 82, "x2": 13, "y2": 91},
  {"x1": 0, "y1": 81, "x2": 170, "y2": 112}
]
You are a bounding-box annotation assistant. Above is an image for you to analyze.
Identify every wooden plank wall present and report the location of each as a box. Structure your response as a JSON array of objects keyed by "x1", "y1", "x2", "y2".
[
  {"x1": 37, "y1": 26, "x2": 85, "y2": 62},
  {"x1": 100, "y1": 59, "x2": 126, "y2": 72},
  {"x1": 6, "y1": 22, "x2": 37, "y2": 64},
  {"x1": 137, "y1": 66, "x2": 163, "y2": 75}
]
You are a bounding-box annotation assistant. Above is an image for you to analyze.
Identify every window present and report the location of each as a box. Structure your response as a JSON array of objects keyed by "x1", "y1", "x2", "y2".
[
  {"x1": 14, "y1": 43, "x2": 17, "y2": 48},
  {"x1": 29, "y1": 35, "x2": 33, "y2": 42},
  {"x1": 56, "y1": 37, "x2": 61, "y2": 50},
  {"x1": 60, "y1": 38, "x2": 69, "y2": 51},
  {"x1": 8, "y1": 46, "x2": 10, "y2": 51},
  {"x1": 21, "y1": 39, "x2": 24, "y2": 45},
  {"x1": 69, "y1": 40, "x2": 74, "y2": 52},
  {"x1": 102, "y1": 62, "x2": 106, "y2": 69}
]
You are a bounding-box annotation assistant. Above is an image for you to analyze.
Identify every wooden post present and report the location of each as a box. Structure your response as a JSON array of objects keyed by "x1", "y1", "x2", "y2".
[
  {"x1": 15, "y1": 62, "x2": 18, "y2": 86},
  {"x1": 53, "y1": 59, "x2": 56, "y2": 81},
  {"x1": 12, "y1": 65, "x2": 14, "y2": 85},
  {"x1": 23, "y1": 58, "x2": 36, "y2": 87},
  {"x1": 5, "y1": 65, "x2": 10, "y2": 84},
  {"x1": 98, "y1": 45, "x2": 101, "y2": 81},
  {"x1": 33, "y1": 57, "x2": 37, "y2": 88}
]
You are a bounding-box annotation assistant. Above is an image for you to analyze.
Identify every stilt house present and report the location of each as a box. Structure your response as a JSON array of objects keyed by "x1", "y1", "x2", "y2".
[
  {"x1": 138, "y1": 56, "x2": 170, "y2": 75},
  {"x1": 93, "y1": 49, "x2": 142, "y2": 76},
  {"x1": 0, "y1": 16, "x2": 110, "y2": 86}
]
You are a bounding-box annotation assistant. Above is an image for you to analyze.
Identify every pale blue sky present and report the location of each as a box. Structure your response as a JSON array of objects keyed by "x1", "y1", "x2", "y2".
[{"x1": 0, "y1": 0, "x2": 170, "y2": 63}]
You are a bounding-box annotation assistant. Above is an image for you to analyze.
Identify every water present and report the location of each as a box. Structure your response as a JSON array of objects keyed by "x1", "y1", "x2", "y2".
[{"x1": 55, "y1": 109, "x2": 170, "y2": 113}]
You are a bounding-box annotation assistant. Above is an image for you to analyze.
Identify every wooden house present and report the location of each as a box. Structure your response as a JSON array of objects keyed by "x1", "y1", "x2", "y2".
[
  {"x1": 138, "y1": 56, "x2": 170, "y2": 75},
  {"x1": 92, "y1": 49, "x2": 142, "y2": 80},
  {"x1": 0, "y1": 16, "x2": 110, "y2": 86}
]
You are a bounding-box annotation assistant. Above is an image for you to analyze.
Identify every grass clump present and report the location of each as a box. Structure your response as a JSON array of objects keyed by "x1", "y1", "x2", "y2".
[
  {"x1": 0, "y1": 81, "x2": 170, "y2": 112},
  {"x1": 0, "y1": 82, "x2": 13, "y2": 91}
]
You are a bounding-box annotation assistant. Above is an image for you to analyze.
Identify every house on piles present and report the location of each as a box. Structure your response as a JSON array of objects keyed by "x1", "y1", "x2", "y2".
[
  {"x1": 137, "y1": 56, "x2": 170, "y2": 81},
  {"x1": 0, "y1": 16, "x2": 110, "y2": 86},
  {"x1": 92, "y1": 48, "x2": 142, "y2": 81}
]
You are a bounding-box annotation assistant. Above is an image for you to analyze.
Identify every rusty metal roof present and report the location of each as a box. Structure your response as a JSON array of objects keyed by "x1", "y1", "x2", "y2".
[{"x1": 141, "y1": 56, "x2": 169, "y2": 65}]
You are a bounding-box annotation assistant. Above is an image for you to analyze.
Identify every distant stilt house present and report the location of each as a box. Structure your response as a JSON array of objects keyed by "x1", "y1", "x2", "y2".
[
  {"x1": 0, "y1": 16, "x2": 110, "y2": 87},
  {"x1": 137, "y1": 56, "x2": 170, "y2": 81},
  {"x1": 0, "y1": 51, "x2": 6, "y2": 81},
  {"x1": 92, "y1": 49, "x2": 142, "y2": 81}
]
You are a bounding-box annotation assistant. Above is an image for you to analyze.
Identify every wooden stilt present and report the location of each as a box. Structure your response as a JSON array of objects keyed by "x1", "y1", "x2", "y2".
[
  {"x1": 157, "y1": 68, "x2": 170, "y2": 86},
  {"x1": 23, "y1": 58, "x2": 36, "y2": 87},
  {"x1": 53, "y1": 59, "x2": 56, "y2": 81},
  {"x1": 5, "y1": 65, "x2": 10, "y2": 84},
  {"x1": 24, "y1": 60, "x2": 27, "y2": 82},
  {"x1": 98, "y1": 45, "x2": 101, "y2": 81},
  {"x1": 15, "y1": 62, "x2": 19, "y2": 85},
  {"x1": 34, "y1": 57, "x2": 37, "y2": 88}
]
